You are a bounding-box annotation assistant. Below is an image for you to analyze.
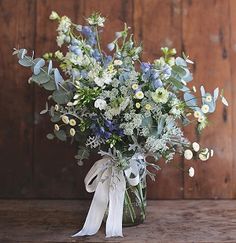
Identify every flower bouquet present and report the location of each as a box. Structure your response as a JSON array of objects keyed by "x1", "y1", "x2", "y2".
[{"x1": 13, "y1": 11, "x2": 228, "y2": 238}]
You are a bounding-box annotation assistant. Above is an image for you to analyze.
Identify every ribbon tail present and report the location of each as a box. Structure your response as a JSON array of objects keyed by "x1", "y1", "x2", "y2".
[
  {"x1": 106, "y1": 169, "x2": 126, "y2": 237},
  {"x1": 72, "y1": 169, "x2": 110, "y2": 237}
]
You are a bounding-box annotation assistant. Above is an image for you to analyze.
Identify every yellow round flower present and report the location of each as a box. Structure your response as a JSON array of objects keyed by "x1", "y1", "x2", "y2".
[
  {"x1": 62, "y1": 115, "x2": 69, "y2": 124},
  {"x1": 54, "y1": 124, "x2": 60, "y2": 131},
  {"x1": 135, "y1": 91, "x2": 144, "y2": 100},
  {"x1": 145, "y1": 104, "x2": 152, "y2": 111},
  {"x1": 194, "y1": 111, "x2": 201, "y2": 118},
  {"x1": 69, "y1": 119, "x2": 76, "y2": 126},
  {"x1": 201, "y1": 104, "x2": 209, "y2": 114},
  {"x1": 70, "y1": 128, "x2": 76, "y2": 136},
  {"x1": 132, "y1": 83, "x2": 139, "y2": 90},
  {"x1": 136, "y1": 102, "x2": 141, "y2": 109}
]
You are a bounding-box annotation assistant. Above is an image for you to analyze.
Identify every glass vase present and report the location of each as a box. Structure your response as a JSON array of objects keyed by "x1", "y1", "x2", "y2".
[{"x1": 122, "y1": 175, "x2": 147, "y2": 226}]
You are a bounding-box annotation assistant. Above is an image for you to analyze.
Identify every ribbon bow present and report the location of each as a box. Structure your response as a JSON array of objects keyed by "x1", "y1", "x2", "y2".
[{"x1": 72, "y1": 154, "x2": 144, "y2": 238}]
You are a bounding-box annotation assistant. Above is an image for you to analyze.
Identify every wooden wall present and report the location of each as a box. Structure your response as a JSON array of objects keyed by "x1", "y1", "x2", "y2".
[{"x1": 0, "y1": 0, "x2": 235, "y2": 199}]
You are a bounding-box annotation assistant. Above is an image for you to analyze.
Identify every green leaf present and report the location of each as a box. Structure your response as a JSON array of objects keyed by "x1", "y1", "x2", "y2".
[
  {"x1": 33, "y1": 58, "x2": 45, "y2": 75},
  {"x1": 17, "y1": 48, "x2": 27, "y2": 59},
  {"x1": 54, "y1": 130, "x2": 67, "y2": 141},
  {"x1": 172, "y1": 65, "x2": 187, "y2": 77},
  {"x1": 168, "y1": 77, "x2": 183, "y2": 89}
]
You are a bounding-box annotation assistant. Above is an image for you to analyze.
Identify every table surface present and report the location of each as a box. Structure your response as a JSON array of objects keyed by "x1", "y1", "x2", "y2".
[{"x1": 0, "y1": 200, "x2": 236, "y2": 243}]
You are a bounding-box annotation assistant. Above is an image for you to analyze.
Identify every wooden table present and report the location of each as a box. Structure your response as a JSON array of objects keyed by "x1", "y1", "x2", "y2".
[{"x1": 0, "y1": 200, "x2": 236, "y2": 242}]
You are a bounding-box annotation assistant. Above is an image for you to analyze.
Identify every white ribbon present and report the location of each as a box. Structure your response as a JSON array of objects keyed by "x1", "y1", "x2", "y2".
[{"x1": 72, "y1": 154, "x2": 145, "y2": 238}]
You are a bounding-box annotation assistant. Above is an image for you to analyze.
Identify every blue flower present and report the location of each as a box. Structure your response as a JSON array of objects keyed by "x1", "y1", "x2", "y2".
[
  {"x1": 141, "y1": 62, "x2": 151, "y2": 73},
  {"x1": 107, "y1": 42, "x2": 115, "y2": 51},
  {"x1": 152, "y1": 78, "x2": 163, "y2": 89}
]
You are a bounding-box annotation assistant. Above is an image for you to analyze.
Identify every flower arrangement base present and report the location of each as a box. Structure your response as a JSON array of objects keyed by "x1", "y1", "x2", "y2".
[{"x1": 123, "y1": 183, "x2": 147, "y2": 227}]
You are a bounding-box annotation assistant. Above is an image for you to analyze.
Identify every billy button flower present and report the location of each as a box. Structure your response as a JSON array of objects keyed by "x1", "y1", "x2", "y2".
[
  {"x1": 70, "y1": 128, "x2": 76, "y2": 137},
  {"x1": 135, "y1": 90, "x2": 144, "y2": 100},
  {"x1": 69, "y1": 119, "x2": 76, "y2": 126},
  {"x1": 62, "y1": 115, "x2": 69, "y2": 124},
  {"x1": 54, "y1": 124, "x2": 60, "y2": 131},
  {"x1": 145, "y1": 104, "x2": 152, "y2": 111},
  {"x1": 135, "y1": 102, "x2": 141, "y2": 109}
]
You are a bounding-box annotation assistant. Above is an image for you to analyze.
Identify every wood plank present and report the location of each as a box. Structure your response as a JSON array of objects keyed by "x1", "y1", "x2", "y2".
[
  {"x1": 133, "y1": 0, "x2": 184, "y2": 199},
  {"x1": 229, "y1": 0, "x2": 236, "y2": 198},
  {"x1": 33, "y1": 0, "x2": 88, "y2": 198},
  {"x1": 1, "y1": 199, "x2": 236, "y2": 242},
  {"x1": 183, "y1": 0, "x2": 233, "y2": 198},
  {"x1": 0, "y1": 0, "x2": 36, "y2": 198}
]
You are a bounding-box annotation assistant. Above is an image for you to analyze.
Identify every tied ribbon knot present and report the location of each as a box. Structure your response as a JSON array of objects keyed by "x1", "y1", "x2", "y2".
[{"x1": 72, "y1": 154, "x2": 144, "y2": 238}]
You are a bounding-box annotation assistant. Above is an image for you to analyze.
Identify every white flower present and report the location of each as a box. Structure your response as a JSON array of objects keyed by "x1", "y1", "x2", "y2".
[
  {"x1": 94, "y1": 77, "x2": 104, "y2": 87},
  {"x1": 199, "y1": 152, "x2": 209, "y2": 161},
  {"x1": 184, "y1": 149, "x2": 193, "y2": 160},
  {"x1": 135, "y1": 91, "x2": 144, "y2": 100},
  {"x1": 54, "y1": 124, "x2": 60, "y2": 131},
  {"x1": 205, "y1": 95, "x2": 212, "y2": 102},
  {"x1": 132, "y1": 83, "x2": 139, "y2": 90},
  {"x1": 192, "y1": 142, "x2": 200, "y2": 152},
  {"x1": 94, "y1": 99, "x2": 107, "y2": 110},
  {"x1": 61, "y1": 115, "x2": 69, "y2": 124},
  {"x1": 194, "y1": 110, "x2": 201, "y2": 118},
  {"x1": 54, "y1": 104, "x2": 59, "y2": 111},
  {"x1": 199, "y1": 148, "x2": 210, "y2": 161},
  {"x1": 56, "y1": 34, "x2": 66, "y2": 47},
  {"x1": 49, "y1": 11, "x2": 59, "y2": 20},
  {"x1": 198, "y1": 115, "x2": 205, "y2": 123},
  {"x1": 192, "y1": 86, "x2": 197, "y2": 93},
  {"x1": 188, "y1": 167, "x2": 195, "y2": 177},
  {"x1": 151, "y1": 87, "x2": 169, "y2": 104},
  {"x1": 201, "y1": 104, "x2": 209, "y2": 114},
  {"x1": 55, "y1": 50, "x2": 63, "y2": 59},
  {"x1": 114, "y1": 60, "x2": 123, "y2": 66},
  {"x1": 70, "y1": 128, "x2": 76, "y2": 136}
]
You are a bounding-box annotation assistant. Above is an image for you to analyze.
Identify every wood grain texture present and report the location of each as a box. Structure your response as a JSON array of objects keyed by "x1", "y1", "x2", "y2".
[
  {"x1": 0, "y1": 0, "x2": 36, "y2": 198},
  {"x1": 1, "y1": 199, "x2": 236, "y2": 242},
  {"x1": 229, "y1": 0, "x2": 236, "y2": 199},
  {"x1": 0, "y1": 0, "x2": 235, "y2": 199},
  {"x1": 33, "y1": 0, "x2": 88, "y2": 198},
  {"x1": 134, "y1": 0, "x2": 184, "y2": 199},
  {"x1": 182, "y1": 0, "x2": 233, "y2": 198}
]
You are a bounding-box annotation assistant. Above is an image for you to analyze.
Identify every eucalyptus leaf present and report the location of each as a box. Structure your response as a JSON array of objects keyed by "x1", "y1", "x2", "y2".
[
  {"x1": 214, "y1": 87, "x2": 219, "y2": 102},
  {"x1": 33, "y1": 58, "x2": 45, "y2": 75},
  {"x1": 184, "y1": 92, "x2": 197, "y2": 108},
  {"x1": 54, "y1": 68, "x2": 64, "y2": 89},
  {"x1": 31, "y1": 72, "x2": 50, "y2": 84},
  {"x1": 42, "y1": 79, "x2": 57, "y2": 91},
  {"x1": 46, "y1": 133, "x2": 54, "y2": 140},
  {"x1": 175, "y1": 57, "x2": 187, "y2": 67},
  {"x1": 17, "y1": 48, "x2": 27, "y2": 59},
  {"x1": 172, "y1": 65, "x2": 187, "y2": 77},
  {"x1": 221, "y1": 96, "x2": 229, "y2": 106},
  {"x1": 54, "y1": 129, "x2": 67, "y2": 141},
  {"x1": 168, "y1": 77, "x2": 183, "y2": 89},
  {"x1": 48, "y1": 60, "x2": 53, "y2": 75},
  {"x1": 52, "y1": 87, "x2": 73, "y2": 104},
  {"x1": 18, "y1": 57, "x2": 33, "y2": 67},
  {"x1": 200, "y1": 86, "x2": 206, "y2": 103}
]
